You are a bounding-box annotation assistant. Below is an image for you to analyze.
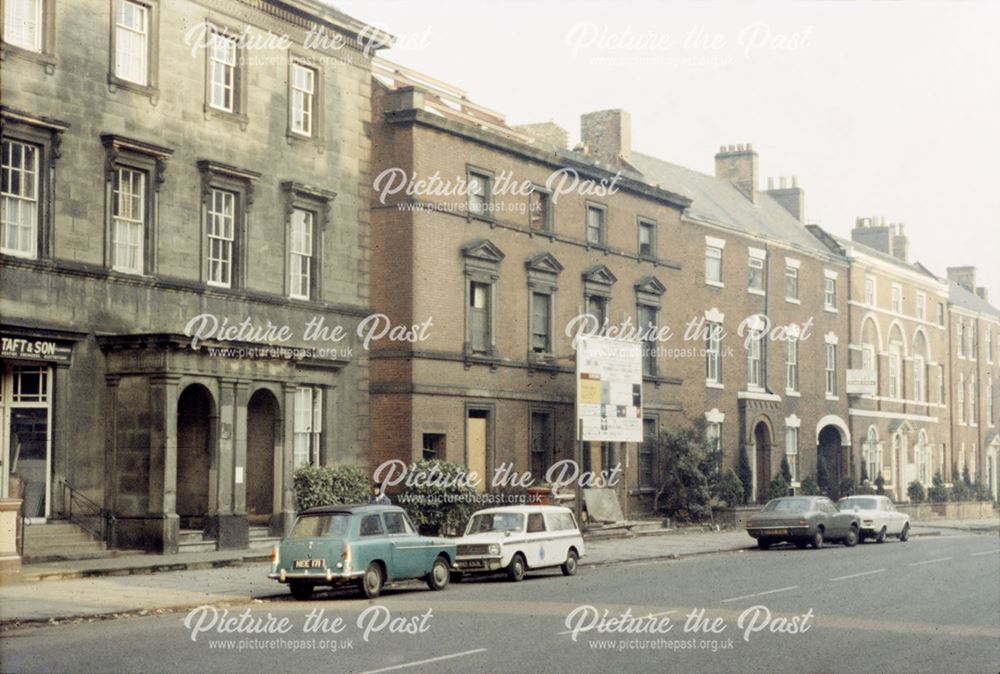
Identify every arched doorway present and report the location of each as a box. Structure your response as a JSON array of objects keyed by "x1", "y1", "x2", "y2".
[
  {"x1": 754, "y1": 421, "x2": 771, "y2": 503},
  {"x1": 177, "y1": 384, "x2": 215, "y2": 528},
  {"x1": 817, "y1": 425, "x2": 843, "y2": 491},
  {"x1": 246, "y1": 389, "x2": 279, "y2": 524}
]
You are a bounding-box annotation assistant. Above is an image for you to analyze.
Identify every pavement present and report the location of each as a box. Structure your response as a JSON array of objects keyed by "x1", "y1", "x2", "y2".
[
  {"x1": 1, "y1": 527, "x2": 998, "y2": 673},
  {"x1": 0, "y1": 517, "x2": 996, "y2": 627}
]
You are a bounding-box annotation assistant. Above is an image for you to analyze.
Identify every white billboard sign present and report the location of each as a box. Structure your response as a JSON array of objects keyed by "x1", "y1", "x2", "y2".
[
  {"x1": 846, "y1": 369, "x2": 878, "y2": 395},
  {"x1": 575, "y1": 335, "x2": 643, "y2": 442}
]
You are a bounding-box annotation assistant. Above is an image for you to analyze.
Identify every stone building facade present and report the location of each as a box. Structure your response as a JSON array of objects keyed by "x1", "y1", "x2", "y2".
[
  {"x1": 369, "y1": 63, "x2": 853, "y2": 510},
  {"x1": 0, "y1": 0, "x2": 385, "y2": 551},
  {"x1": 818, "y1": 221, "x2": 953, "y2": 501},
  {"x1": 946, "y1": 268, "x2": 1000, "y2": 498}
]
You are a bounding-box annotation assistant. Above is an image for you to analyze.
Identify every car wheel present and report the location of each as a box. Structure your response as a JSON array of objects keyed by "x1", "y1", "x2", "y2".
[
  {"x1": 876, "y1": 526, "x2": 887, "y2": 544},
  {"x1": 289, "y1": 582, "x2": 313, "y2": 600},
  {"x1": 757, "y1": 538, "x2": 771, "y2": 550},
  {"x1": 794, "y1": 540, "x2": 809, "y2": 549},
  {"x1": 359, "y1": 562, "x2": 384, "y2": 598},
  {"x1": 899, "y1": 523, "x2": 910, "y2": 542},
  {"x1": 844, "y1": 526, "x2": 859, "y2": 547},
  {"x1": 811, "y1": 530, "x2": 824, "y2": 549},
  {"x1": 506, "y1": 553, "x2": 527, "y2": 582},
  {"x1": 561, "y1": 549, "x2": 579, "y2": 576},
  {"x1": 425, "y1": 556, "x2": 450, "y2": 591}
]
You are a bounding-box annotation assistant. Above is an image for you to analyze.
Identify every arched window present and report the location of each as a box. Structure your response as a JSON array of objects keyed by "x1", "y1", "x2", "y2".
[{"x1": 864, "y1": 426, "x2": 881, "y2": 481}]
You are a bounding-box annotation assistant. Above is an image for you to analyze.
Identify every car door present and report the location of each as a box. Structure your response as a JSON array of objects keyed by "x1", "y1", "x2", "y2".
[
  {"x1": 883, "y1": 500, "x2": 903, "y2": 534},
  {"x1": 525, "y1": 513, "x2": 549, "y2": 568},
  {"x1": 384, "y1": 510, "x2": 426, "y2": 579},
  {"x1": 821, "y1": 498, "x2": 847, "y2": 537},
  {"x1": 357, "y1": 513, "x2": 390, "y2": 577},
  {"x1": 544, "y1": 512, "x2": 570, "y2": 566}
]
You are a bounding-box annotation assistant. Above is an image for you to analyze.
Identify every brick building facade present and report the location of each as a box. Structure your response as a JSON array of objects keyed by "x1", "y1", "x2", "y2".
[{"x1": 1, "y1": 0, "x2": 385, "y2": 551}]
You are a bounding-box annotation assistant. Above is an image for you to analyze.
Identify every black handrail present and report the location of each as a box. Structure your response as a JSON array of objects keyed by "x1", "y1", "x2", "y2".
[{"x1": 57, "y1": 479, "x2": 115, "y2": 544}]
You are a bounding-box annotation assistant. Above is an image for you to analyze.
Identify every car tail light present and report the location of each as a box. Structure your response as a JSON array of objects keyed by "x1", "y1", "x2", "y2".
[{"x1": 271, "y1": 545, "x2": 280, "y2": 565}]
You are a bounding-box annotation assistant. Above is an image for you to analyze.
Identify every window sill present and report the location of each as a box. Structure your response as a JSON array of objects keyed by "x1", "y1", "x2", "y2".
[
  {"x1": 705, "y1": 280, "x2": 724, "y2": 289},
  {"x1": 705, "y1": 381, "x2": 724, "y2": 390},
  {"x1": 748, "y1": 288, "x2": 766, "y2": 297},
  {"x1": 826, "y1": 395, "x2": 840, "y2": 401},
  {"x1": 108, "y1": 73, "x2": 159, "y2": 102},
  {"x1": 205, "y1": 105, "x2": 250, "y2": 130},
  {"x1": 785, "y1": 297, "x2": 800, "y2": 305},
  {"x1": 785, "y1": 390, "x2": 800, "y2": 397},
  {"x1": 824, "y1": 306, "x2": 838, "y2": 314},
  {"x1": 467, "y1": 211, "x2": 497, "y2": 226},
  {"x1": 1, "y1": 43, "x2": 58, "y2": 74},
  {"x1": 286, "y1": 129, "x2": 325, "y2": 151}
]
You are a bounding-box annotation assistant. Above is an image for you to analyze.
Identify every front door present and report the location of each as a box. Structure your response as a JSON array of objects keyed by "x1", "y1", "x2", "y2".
[
  {"x1": 466, "y1": 411, "x2": 488, "y2": 493},
  {"x1": 0, "y1": 364, "x2": 52, "y2": 521},
  {"x1": 246, "y1": 389, "x2": 278, "y2": 525}
]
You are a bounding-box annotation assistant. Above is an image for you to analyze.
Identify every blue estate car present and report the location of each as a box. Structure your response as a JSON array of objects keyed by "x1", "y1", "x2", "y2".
[{"x1": 269, "y1": 504, "x2": 456, "y2": 599}]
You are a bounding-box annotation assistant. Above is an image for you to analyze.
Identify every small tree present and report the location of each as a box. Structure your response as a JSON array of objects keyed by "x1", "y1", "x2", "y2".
[
  {"x1": 928, "y1": 472, "x2": 949, "y2": 503},
  {"x1": 962, "y1": 463, "x2": 972, "y2": 486},
  {"x1": 799, "y1": 474, "x2": 821, "y2": 495},
  {"x1": 652, "y1": 423, "x2": 719, "y2": 522},
  {"x1": 768, "y1": 474, "x2": 790, "y2": 500},
  {"x1": 816, "y1": 457, "x2": 831, "y2": 496},
  {"x1": 738, "y1": 446, "x2": 753, "y2": 505},
  {"x1": 907, "y1": 480, "x2": 926, "y2": 504},
  {"x1": 838, "y1": 476, "x2": 857, "y2": 500},
  {"x1": 780, "y1": 456, "x2": 792, "y2": 484},
  {"x1": 715, "y1": 468, "x2": 745, "y2": 508}
]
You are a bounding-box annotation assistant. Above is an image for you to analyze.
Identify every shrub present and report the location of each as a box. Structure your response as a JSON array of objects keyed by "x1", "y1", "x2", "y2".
[
  {"x1": 780, "y1": 456, "x2": 792, "y2": 484},
  {"x1": 907, "y1": 480, "x2": 925, "y2": 504},
  {"x1": 817, "y1": 457, "x2": 831, "y2": 496},
  {"x1": 400, "y1": 460, "x2": 478, "y2": 536},
  {"x1": 951, "y1": 478, "x2": 973, "y2": 502},
  {"x1": 293, "y1": 464, "x2": 370, "y2": 511},
  {"x1": 715, "y1": 469, "x2": 745, "y2": 508},
  {"x1": 837, "y1": 476, "x2": 856, "y2": 500},
  {"x1": 962, "y1": 464, "x2": 972, "y2": 487},
  {"x1": 768, "y1": 474, "x2": 790, "y2": 501},
  {"x1": 738, "y1": 446, "x2": 753, "y2": 505},
  {"x1": 799, "y1": 474, "x2": 821, "y2": 496},
  {"x1": 652, "y1": 423, "x2": 718, "y2": 522},
  {"x1": 928, "y1": 472, "x2": 949, "y2": 503},
  {"x1": 972, "y1": 480, "x2": 992, "y2": 502}
]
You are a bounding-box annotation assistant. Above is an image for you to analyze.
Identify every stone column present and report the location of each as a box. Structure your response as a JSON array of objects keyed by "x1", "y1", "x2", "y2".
[
  {"x1": 210, "y1": 378, "x2": 247, "y2": 549},
  {"x1": 276, "y1": 383, "x2": 298, "y2": 536},
  {"x1": 148, "y1": 374, "x2": 180, "y2": 553},
  {"x1": 50, "y1": 363, "x2": 72, "y2": 517}
]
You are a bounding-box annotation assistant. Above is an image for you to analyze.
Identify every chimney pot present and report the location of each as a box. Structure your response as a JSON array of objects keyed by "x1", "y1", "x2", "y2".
[
  {"x1": 791, "y1": 175, "x2": 798, "y2": 188},
  {"x1": 779, "y1": 176, "x2": 787, "y2": 189},
  {"x1": 715, "y1": 142, "x2": 759, "y2": 203},
  {"x1": 767, "y1": 177, "x2": 774, "y2": 189}
]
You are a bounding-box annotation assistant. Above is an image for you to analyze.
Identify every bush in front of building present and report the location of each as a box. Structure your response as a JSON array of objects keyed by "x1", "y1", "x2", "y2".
[
  {"x1": 652, "y1": 423, "x2": 720, "y2": 522},
  {"x1": 816, "y1": 458, "x2": 832, "y2": 496},
  {"x1": 738, "y1": 446, "x2": 753, "y2": 505},
  {"x1": 768, "y1": 474, "x2": 790, "y2": 501},
  {"x1": 950, "y1": 477, "x2": 973, "y2": 502},
  {"x1": 798, "y1": 474, "x2": 821, "y2": 495},
  {"x1": 293, "y1": 464, "x2": 370, "y2": 511},
  {"x1": 927, "y1": 472, "x2": 950, "y2": 503},
  {"x1": 837, "y1": 476, "x2": 856, "y2": 500},
  {"x1": 907, "y1": 480, "x2": 926, "y2": 504},
  {"x1": 399, "y1": 459, "x2": 477, "y2": 536},
  {"x1": 715, "y1": 469, "x2": 745, "y2": 508}
]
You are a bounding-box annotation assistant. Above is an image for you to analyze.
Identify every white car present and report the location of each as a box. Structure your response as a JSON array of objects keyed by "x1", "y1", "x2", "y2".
[
  {"x1": 837, "y1": 495, "x2": 910, "y2": 543},
  {"x1": 452, "y1": 505, "x2": 585, "y2": 581}
]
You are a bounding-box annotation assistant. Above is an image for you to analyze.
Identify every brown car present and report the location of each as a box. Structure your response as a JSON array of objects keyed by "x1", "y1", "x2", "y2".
[{"x1": 746, "y1": 496, "x2": 861, "y2": 550}]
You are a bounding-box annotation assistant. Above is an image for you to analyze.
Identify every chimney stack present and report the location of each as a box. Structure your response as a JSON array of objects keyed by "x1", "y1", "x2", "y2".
[
  {"x1": 976, "y1": 287, "x2": 990, "y2": 303},
  {"x1": 580, "y1": 110, "x2": 631, "y2": 164},
  {"x1": 948, "y1": 266, "x2": 977, "y2": 293},
  {"x1": 765, "y1": 174, "x2": 805, "y2": 222},
  {"x1": 851, "y1": 215, "x2": 908, "y2": 260},
  {"x1": 715, "y1": 144, "x2": 758, "y2": 203},
  {"x1": 891, "y1": 223, "x2": 908, "y2": 262},
  {"x1": 513, "y1": 121, "x2": 569, "y2": 149}
]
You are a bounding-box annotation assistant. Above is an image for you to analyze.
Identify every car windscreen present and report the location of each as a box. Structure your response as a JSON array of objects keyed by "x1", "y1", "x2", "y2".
[
  {"x1": 466, "y1": 512, "x2": 525, "y2": 534},
  {"x1": 839, "y1": 498, "x2": 878, "y2": 510},
  {"x1": 762, "y1": 499, "x2": 811, "y2": 513},
  {"x1": 288, "y1": 514, "x2": 351, "y2": 539}
]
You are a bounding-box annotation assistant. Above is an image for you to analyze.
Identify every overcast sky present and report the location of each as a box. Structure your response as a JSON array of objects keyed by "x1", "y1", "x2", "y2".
[{"x1": 336, "y1": 0, "x2": 1000, "y2": 299}]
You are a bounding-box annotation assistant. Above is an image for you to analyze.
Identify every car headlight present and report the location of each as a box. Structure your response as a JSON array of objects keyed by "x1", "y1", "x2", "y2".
[{"x1": 489, "y1": 544, "x2": 500, "y2": 556}]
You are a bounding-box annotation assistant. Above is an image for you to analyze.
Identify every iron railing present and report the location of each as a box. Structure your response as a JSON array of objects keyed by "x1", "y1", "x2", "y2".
[{"x1": 58, "y1": 480, "x2": 115, "y2": 544}]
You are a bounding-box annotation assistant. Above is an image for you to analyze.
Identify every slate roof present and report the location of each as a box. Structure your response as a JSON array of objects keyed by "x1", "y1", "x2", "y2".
[
  {"x1": 629, "y1": 152, "x2": 836, "y2": 257},
  {"x1": 827, "y1": 232, "x2": 940, "y2": 281},
  {"x1": 949, "y1": 281, "x2": 1000, "y2": 318}
]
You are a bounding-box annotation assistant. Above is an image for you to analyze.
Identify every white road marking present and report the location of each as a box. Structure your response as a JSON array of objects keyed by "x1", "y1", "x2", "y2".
[
  {"x1": 557, "y1": 610, "x2": 676, "y2": 635},
  {"x1": 830, "y1": 568, "x2": 886, "y2": 582},
  {"x1": 357, "y1": 648, "x2": 488, "y2": 674},
  {"x1": 720, "y1": 585, "x2": 799, "y2": 604},
  {"x1": 907, "y1": 557, "x2": 952, "y2": 567},
  {"x1": 970, "y1": 549, "x2": 1000, "y2": 557}
]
